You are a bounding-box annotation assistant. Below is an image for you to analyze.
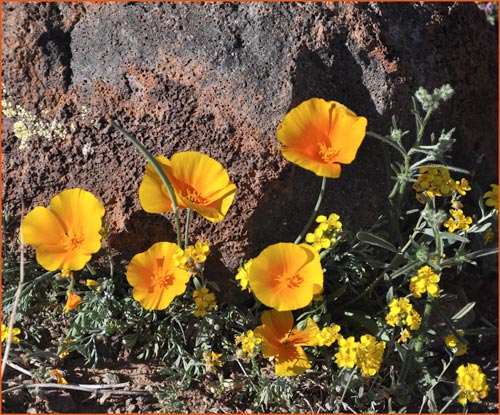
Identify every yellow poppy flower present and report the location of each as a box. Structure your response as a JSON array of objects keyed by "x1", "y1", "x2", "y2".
[
  {"x1": 64, "y1": 291, "x2": 82, "y2": 312},
  {"x1": 248, "y1": 243, "x2": 323, "y2": 311},
  {"x1": 126, "y1": 242, "x2": 191, "y2": 310},
  {"x1": 254, "y1": 309, "x2": 319, "y2": 376},
  {"x1": 277, "y1": 98, "x2": 367, "y2": 178},
  {"x1": 21, "y1": 188, "x2": 105, "y2": 275},
  {"x1": 138, "y1": 152, "x2": 236, "y2": 222}
]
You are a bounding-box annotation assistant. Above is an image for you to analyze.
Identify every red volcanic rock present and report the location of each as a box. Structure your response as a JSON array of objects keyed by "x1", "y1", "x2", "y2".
[{"x1": 2, "y1": 3, "x2": 497, "y2": 289}]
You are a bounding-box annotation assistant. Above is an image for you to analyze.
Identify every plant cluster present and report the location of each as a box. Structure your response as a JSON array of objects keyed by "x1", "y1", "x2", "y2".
[{"x1": 2, "y1": 85, "x2": 497, "y2": 413}]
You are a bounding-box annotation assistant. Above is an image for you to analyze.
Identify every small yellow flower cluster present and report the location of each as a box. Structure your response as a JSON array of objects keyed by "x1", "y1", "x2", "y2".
[
  {"x1": 235, "y1": 259, "x2": 252, "y2": 291},
  {"x1": 203, "y1": 350, "x2": 223, "y2": 373},
  {"x1": 385, "y1": 298, "x2": 422, "y2": 343},
  {"x1": 192, "y1": 287, "x2": 217, "y2": 317},
  {"x1": 456, "y1": 363, "x2": 489, "y2": 405},
  {"x1": 409, "y1": 265, "x2": 440, "y2": 298},
  {"x1": 483, "y1": 184, "x2": 498, "y2": 210},
  {"x1": 445, "y1": 330, "x2": 467, "y2": 356},
  {"x1": 443, "y1": 209, "x2": 473, "y2": 233},
  {"x1": 235, "y1": 329, "x2": 262, "y2": 358},
  {"x1": 413, "y1": 166, "x2": 471, "y2": 203},
  {"x1": 1, "y1": 323, "x2": 21, "y2": 344},
  {"x1": 305, "y1": 214, "x2": 342, "y2": 252},
  {"x1": 316, "y1": 324, "x2": 341, "y2": 347},
  {"x1": 334, "y1": 334, "x2": 386, "y2": 377},
  {"x1": 174, "y1": 241, "x2": 210, "y2": 273}
]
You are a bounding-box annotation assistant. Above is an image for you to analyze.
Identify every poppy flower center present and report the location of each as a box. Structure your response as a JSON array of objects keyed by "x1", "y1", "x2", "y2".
[
  {"x1": 182, "y1": 187, "x2": 209, "y2": 205},
  {"x1": 63, "y1": 231, "x2": 84, "y2": 251},
  {"x1": 152, "y1": 269, "x2": 175, "y2": 289},
  {"x1": 276, "y1": 272, "x2": 304, "y2": 290},
  {"x1": 319, "y1": 143, "x2": 340, "y2": 164}
]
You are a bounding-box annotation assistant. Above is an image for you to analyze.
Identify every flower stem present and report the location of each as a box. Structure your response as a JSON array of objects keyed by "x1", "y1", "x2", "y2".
[
  {"x1": 184, "y1": 208, "x2": 192, "y2": 248},
  {"x1": 108, "y1": 119, "x2": 182, "y2": 247},
  {"x1": 438, "y1": 390, "x2": 461, "y2": 414},
  {"x1": 294, "y1": 176, "x2": 327, "y2": 244}
]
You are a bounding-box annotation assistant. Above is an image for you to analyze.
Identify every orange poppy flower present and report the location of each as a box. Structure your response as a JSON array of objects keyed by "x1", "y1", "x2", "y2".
[
  {"x1": 277, "y1": 98, "x2": 367, "y2": 178},
  {"x1": 139, "y1": 151, "x2": 236, "y2": 222},
  {"x1": 64, "y1": 291, "x2": 82, "y2": 312},
  {"x1": 21, "y1": 188, "x2": 105, "y2": 276},
  {"x1": 247, "y1": 243, "x2": 323, "y2": 311},
  {"x1": 126, "y1": 242, "x2": 191, "y2": 310},
  {"x1": 254, "y1": 309, "x2": 320, "y2": 376}
]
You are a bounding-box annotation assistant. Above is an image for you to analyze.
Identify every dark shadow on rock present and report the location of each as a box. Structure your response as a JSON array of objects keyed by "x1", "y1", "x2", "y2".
[
  {"x1": 205, "y1": 244, "x2": 254, "y2": 307},
  {"x1": 246, "y1": 41, "x2": 388, "y2": 256},
  {"x1": 108, "y1": 210, "x2": 177, "y2": 263}
]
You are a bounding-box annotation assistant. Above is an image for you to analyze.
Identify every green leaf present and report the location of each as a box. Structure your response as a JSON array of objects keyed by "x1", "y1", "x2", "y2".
[
  {"x1": 466, "y1": 247, "x2": 498, "y2": 260},
  {"x1": 356, "y1": 231, "x2": 398, "y2": 253},
  {"x1": 452, "y1": 302, "x2": 476, "y2": 321}
]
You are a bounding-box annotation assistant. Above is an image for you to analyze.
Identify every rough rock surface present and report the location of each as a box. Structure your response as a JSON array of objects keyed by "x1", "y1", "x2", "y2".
[{"x1": 2, "y1": 3, "x2": 497, "y2": 288}]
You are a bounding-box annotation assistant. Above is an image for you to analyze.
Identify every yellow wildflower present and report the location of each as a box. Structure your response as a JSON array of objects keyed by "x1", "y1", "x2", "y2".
[
  {"x1": 397, "y1": 328, "x2": 412, "y2": 344},
  {"x1": 174, "y1": 241, "x2": 210, "y2": 273},
  {"x1": 409, "y1": 265, "x2": 440, "y2": 298},
  {"x1": 413, "y1": 166, "x2": 456, "y2": 202},
  {"x1": 193, "y1": 287, "x2": 217, "y2": 317},
  {"x1": 1, "y1": 323, "x2": 21, "y2": 344},
  {"x1": 203, "y1": 351, "x2": 223, "y2": 373},
  {"x1": 355, "y1": 334, "x2": 386, "y2": 377},
  {"x1": 445, "y1": 331, "x2": 468, "y2": 356},
  {"x1": 235, "y1": 259, "x2": 253, "y2": 291},
  {"x1": 305, "y1": 227, "x2": 331, "y2": 251},
  {"x1": 443, "y1": 209, "x2": 473, "y2": 233},
  {"x1": 386, "y1": 297, "x2": 421, "y2": 331},
  {"x1": 455, "y1": 178, "x2": 471, "y2": 196},
  {"x1": 483, "y1": 184, "x2": 498, "y2": 210},
  {"x1": 334, "y1": 335, "x2": 359, "y2": 369},
  {"x1": 235, "y1": 329, "x2": 262, "y2": 358},
  {"x1": 316, "y1": 325, "x2": 341, "y2": 347},
  {"x1": 456, "y1": 363, "x2": 489, "y2": 405}
]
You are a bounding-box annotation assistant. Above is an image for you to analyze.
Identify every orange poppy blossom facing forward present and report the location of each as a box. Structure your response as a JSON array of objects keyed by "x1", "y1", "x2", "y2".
[
  {"x1": 254, "y1": 309, "x2": 320, "y2": 376},
  {"x1": 21, "y1": 188, "x2": 105, "y2": 276},
  {"x1": 126, "y1": 242, "x2": 191, "y2": 310},
  {"x1": 247, "y1": 243, "x2": 323, "y2": 311},
  {"x1": 139, "y1": 151, "x2": 237, "y2": 223},
  {"x1": 277, "y1": 98, "x2": 367, "y2": 178}
]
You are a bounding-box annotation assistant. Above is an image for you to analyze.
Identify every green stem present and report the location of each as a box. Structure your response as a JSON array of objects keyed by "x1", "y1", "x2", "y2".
[
  {"x1": 339, "y1": 367, "x2": 356, "y2": 403},
  {"x1": 294, "y1": 176, "x2": 327, "y2": 244},
  {"x1": 419, "y1": 354, "x2": 456, "y2": 413},
  {"x1": 184, "y1": 209, "x2": 192, "y2": 248},
  {"x1": 400, "y1": 214, "x2": 425, "y2": 254},
  {"x1": 439, "y1": 390, "x2": 461, "y2": 414},
  {"x1": 108, "y1": 119, "x2": 182, "y2": 247}
]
